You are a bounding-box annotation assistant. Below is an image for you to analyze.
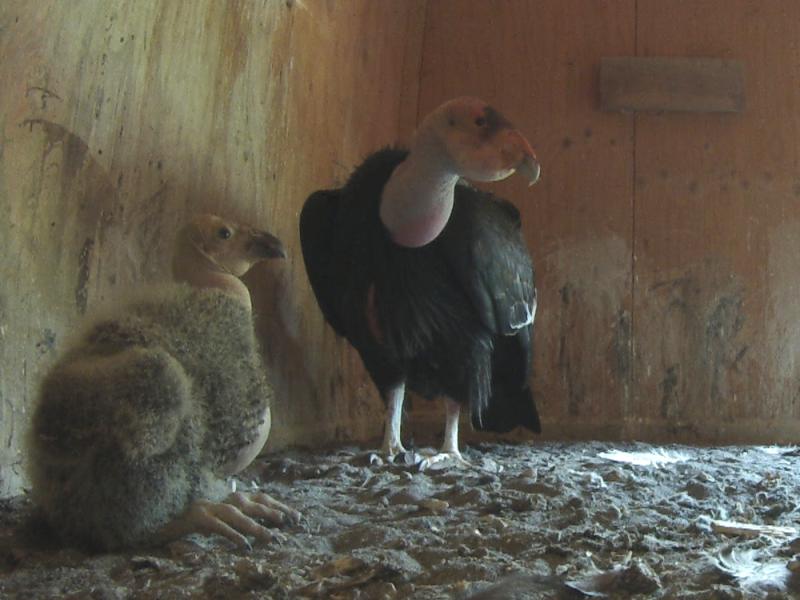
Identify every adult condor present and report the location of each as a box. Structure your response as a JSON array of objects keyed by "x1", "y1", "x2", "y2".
[{"x1": 300, "y1": 97, "x2": 542, "y2": 470}]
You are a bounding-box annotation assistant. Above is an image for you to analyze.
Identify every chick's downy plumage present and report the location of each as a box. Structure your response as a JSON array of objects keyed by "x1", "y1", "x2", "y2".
[{"x1": 27, "y1": 214, "x2": 291, "y2": 550}]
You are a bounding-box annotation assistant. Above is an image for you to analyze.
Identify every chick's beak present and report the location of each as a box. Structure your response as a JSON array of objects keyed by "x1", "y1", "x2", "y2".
[{"x1": 248, "y1": 229, "x2": 286, "y2": 259}]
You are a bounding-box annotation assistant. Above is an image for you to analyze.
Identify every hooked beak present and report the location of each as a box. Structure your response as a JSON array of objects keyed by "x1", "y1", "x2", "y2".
[
  {"x1": 516, "y1": 153, "x2": 541, "y2": 187},
  {"x1": 501, "y1": 128, "x2": 541, "y2": 187},
  {"x1": 248, "y1": 229, "x2": 286, "y2": 259}
]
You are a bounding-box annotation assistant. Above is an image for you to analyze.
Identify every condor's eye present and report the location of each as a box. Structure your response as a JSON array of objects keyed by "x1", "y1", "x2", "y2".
[
  {"x1": 217, "y1": 227, "x2": 232, "y2": 240},
  {"x1": 474, "y1": 116, "x2": 487, "y2": 127}
]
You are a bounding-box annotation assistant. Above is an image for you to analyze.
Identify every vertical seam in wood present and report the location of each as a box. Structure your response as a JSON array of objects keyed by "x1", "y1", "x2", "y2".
[
  {"x1": 397, "y1": 0, "x2": 428, "y2": 139},
  {"x1": 414, "y1": 0, "x2": 430, "y2": 127},
  {"x1": 629, "y1": 0, "x2": 639, "y2": 428},
  {"x1": 630, "y1": 114, "x2": 637, "y2": 424}
]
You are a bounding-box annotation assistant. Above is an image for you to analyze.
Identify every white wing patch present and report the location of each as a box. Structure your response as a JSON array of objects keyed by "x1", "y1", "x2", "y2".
[{"x1": 508, "y1": 293, "x2": 537, "y2": 331}]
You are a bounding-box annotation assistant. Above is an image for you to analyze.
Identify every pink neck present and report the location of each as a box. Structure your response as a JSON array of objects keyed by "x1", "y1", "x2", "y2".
[{"x1": 379, "y1": 138, "x2": 459, "y2": 248}]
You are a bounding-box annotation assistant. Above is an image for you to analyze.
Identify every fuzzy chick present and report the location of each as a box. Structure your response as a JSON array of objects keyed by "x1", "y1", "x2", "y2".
[{"x1": 27, "y1": 214, "x2": 299, "y2": 551}]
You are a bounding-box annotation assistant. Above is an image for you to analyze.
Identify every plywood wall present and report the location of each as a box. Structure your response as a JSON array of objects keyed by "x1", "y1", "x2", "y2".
[
  {"x1": 0, "y1": 0, "x2": 425, "y2": 497},
  {"x1": 418, "y1": 0, "x2": 637, "y2": 440},
  {"x1": 419, "y1": 0, "x2": 800, "y2": 445},
  {"x1": 632, "y1": 0, "x2": 800, "y2": 442},
  {"x1": 3, "y1": 0, "x2": 800, "y2": 497}
]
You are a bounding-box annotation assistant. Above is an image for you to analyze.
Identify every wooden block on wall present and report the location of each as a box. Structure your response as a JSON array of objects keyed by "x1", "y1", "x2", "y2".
[{"x1": 600, "y1": 57, "x2": 745, "y2": 113}]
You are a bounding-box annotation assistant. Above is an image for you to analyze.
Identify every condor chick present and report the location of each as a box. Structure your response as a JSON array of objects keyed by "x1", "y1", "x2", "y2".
[{"x1": 27, "y1": 214, "x2": 298, "y2": 550}]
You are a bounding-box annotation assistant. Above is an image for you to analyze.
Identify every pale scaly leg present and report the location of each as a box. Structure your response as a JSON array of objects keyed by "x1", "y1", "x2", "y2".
[
  {"x1": 371, "y1": 382, "x2": 410, "y2": 464},
  {"x1": 157, "y1": 491, "x2": 302, "y2": 549},
  {"x1": 418, "y1": 398, "x2": 471, "y2": 471}
]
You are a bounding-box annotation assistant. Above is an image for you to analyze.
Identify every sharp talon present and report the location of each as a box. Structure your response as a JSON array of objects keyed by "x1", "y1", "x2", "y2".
[
  {"x1": 282, "y1": 512, "x2": 300, "y2": 527},
  {"x1": 391, "y1": 450, "x2": 419, "y2": 466},
  {"x1": 402, "y1": 451, "x2": 419, "y2": 466},
  {"x1": 417, "y1": 452, "x2": 470, "y2": 472}
]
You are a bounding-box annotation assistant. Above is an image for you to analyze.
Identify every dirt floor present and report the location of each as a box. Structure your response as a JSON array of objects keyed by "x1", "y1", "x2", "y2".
[{"x1": 2, "y1": 441, "x2": 800, "y2": 599}]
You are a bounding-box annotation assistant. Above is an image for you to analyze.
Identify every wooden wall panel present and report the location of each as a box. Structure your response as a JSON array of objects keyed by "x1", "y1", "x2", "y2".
[
  {"x1": 0, "y1": 0, "x2": 425, "y2": 496},
  {"x1": 4, "y1": 0, "x2": 800, "y2": 499},
  {"x1": 417, "y1": 0, "x2": 636, "y2": 439},
  {"x1": 632, "y1": 0, "x2": 800, "y2": 442},
  {"x1": 418, "y1": 1, "x2": 800, "y2": 445}
]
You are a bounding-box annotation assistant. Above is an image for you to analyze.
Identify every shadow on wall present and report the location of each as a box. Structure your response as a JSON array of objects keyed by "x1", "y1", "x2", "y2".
[
  {"x1": 247, "y1": 259, "x2": 386, "y2": 451},
  {"x1": 1, "y1": 117, "x2": 298, "y2": 495},
  {"x1": 2, "y1": 119, "x2": 120, "y2": 495},
  {"x1": 247, "y1": 264, "x2": 313, "y2": 448},
  {"x1": 639, "y1": 257, "x2": 749, "y2": 432},
  {"x1": 19, "y1": 119, "x2": 120, "y2": 308}
]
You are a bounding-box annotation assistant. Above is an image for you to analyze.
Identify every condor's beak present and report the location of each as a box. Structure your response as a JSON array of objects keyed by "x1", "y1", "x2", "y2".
[
  {"x1": 516, "y1": 153, "x2": 541, "y2": 187},
  {"x1": 500, "y1": 128, "x2": 541, "y2": 187},
  {"x1": 248, "y1": 229, "x2": 286, "y2": 259}
]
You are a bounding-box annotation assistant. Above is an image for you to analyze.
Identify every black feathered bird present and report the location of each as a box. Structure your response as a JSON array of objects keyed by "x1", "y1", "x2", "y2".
[{"x1": 300, "y1": 97, "x2": 542, "y2": 469}]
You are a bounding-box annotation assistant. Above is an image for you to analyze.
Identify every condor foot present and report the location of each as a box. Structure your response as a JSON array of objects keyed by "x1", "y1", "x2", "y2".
[{"x1": 418, "y1": 450, "x2": 472, "y2": 472}]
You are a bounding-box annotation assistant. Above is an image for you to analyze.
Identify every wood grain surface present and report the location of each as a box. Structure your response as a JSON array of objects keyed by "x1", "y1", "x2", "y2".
[
  {"x1": 3, "y1": 0, "x2": 800, "y2": 497},
  {"x1": 0, "y1": 0, "x2": 426, "y2": 496}
]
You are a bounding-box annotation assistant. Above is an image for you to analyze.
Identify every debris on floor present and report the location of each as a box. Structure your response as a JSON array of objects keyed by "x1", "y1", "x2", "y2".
[{"x1": 2, "y1": 441, "x2": 800, "y2": 599}]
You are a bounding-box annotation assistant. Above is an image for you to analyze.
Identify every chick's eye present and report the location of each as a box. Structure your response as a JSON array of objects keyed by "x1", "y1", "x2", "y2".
[
  {"x1": 217, "y1": 227, "x2": 232, "y2": 240},
  {"x1": 474, "y1": 116, "x2": 486, "y2": 127}
]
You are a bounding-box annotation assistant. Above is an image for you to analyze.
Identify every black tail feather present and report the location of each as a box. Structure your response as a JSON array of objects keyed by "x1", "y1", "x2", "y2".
[
  {"x1": 473, "y1": 330, "x2": 540, "y2": 434},
  {"x1": 472, "y1": 385, "x2": 540, "y2": 434}
]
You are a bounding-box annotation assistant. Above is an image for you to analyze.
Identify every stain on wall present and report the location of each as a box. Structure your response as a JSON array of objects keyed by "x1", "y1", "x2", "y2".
[
  {"x1": 634, "y1": 259, "x2": 748, "y2": 438},
  {"x1": 765, "y1": 221, "x2": 800, "y2": 417},
  {"x1": 540, "y1": 236, "x2": 632, "y2": 433},
  {"x1": 631, "y1": 0, "x2": 800, "y2": 443}
]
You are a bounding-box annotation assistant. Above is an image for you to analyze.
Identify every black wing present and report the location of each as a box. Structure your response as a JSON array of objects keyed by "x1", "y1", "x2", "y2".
[
  {"x1": 442, "y1": 185, "x2": 536, "y2": 344},
  {"x1": 299, "y1": 189, "x2": 347, "y2": 337},
  {"x1": 441, "y1": 186, "x2": 540, "y2": 434}
]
